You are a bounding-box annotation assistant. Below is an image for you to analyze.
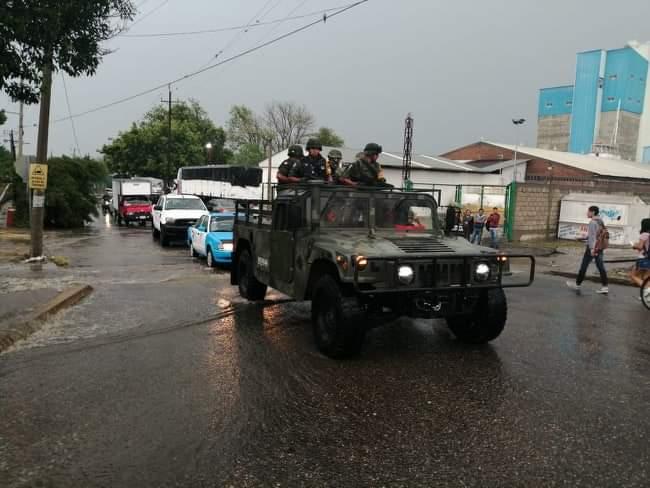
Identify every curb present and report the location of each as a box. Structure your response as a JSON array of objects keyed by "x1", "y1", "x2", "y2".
[
  {"x1": 547, "y1": 270, "x2": 633, "y2": 287},
  {"x1": 0, "y1": 284, "x2": 93, "y2": 353}
]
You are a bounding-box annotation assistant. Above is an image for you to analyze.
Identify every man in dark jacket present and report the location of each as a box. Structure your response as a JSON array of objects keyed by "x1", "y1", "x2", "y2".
[
  {"x1": 277, "y1": 145, "x2": 305, "y2": 184},
  {"x1": 445, "y1": 203, "x2": 458, "y2": 236},
  {"x1": 302, "y1": 139, "x2": 327, "y2": 180}
]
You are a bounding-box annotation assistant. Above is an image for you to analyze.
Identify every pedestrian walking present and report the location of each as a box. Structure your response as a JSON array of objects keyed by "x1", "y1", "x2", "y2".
[
  {"x1": 486, "y1": 207, "x2": 501, "y2": 248},
  {"x1": 462, "y1": 209, "x2": 474, "y2": 241},
  {"x1": 471, "y1": 208, "x2": 486, "y2": 245},
  {"x1": 566, "y1": 205, "x2": 609, "y2": 294}
]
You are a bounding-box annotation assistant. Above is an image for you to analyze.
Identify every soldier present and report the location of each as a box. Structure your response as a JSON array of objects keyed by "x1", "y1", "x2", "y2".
[
  {"x1": 339, "y1": 143, "x2": 386, "y2": 186},
  {"x1": 326, "y1": 149, "x2": 343, "y2": 182},
  {"x1": 302, "y1": 138, "x2": 328, "y2": 180},
  {"x1": 276, "y1": 144, "x2": 304, "y2": 184}
]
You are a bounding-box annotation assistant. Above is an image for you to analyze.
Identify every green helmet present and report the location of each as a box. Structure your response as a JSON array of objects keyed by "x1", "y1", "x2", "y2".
[
  {"x1": 288, "y1": 145, "x2": 303, "y2": 158},
  {"x1": 328, "y1": 149, "x2": 342, "y2": 160},
  {"x1": 364, "y1": 142, "x2": 382, "y2": 155},
  {"x1": 306, "y1": 138, "x2": 322, "y2": 150}
]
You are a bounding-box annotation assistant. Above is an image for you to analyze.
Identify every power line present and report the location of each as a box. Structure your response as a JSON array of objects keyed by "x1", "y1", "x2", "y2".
[
  {"x1": 251, "y1": 0, "x2": 309, "y2": 48},
  {"x1": 60, "y1": 73, "x2": 81, "y2": 156},
  {"x1": 197, "y1": 0, "x2": 278, "y2": 71},
  {"x1": 53, "y1": 0, "x2": 369, "y2": 124},
  {"x1": 120, "y1": 4, "x2": 353, "y2": 38},
  {"x1": 128, "y1": 0, "x2": 170, "y2": 29}
]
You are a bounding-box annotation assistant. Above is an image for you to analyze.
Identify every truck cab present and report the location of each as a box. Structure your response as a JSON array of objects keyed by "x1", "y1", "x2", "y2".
[{"x1": 232, "y1": 184, "x2": 535, "y2": 359}]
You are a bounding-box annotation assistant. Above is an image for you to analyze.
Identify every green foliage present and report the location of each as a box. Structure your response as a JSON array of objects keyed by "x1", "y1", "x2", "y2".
[
  {"x1": 44, "y1": 156, "x2": 107, "y2": 228},
  {"x1": 314, "y1": 127, "x2": 344, "y2": 147},
  {"x1": 0, "y1": 1, "x2": 135, "y2": 104},
  {"x1": 232, "y1": 144, "x2": 266, "y2": 167},
  {"x1": 226, "y1": 105, "x2": 269, "y2": 150},
  {"x1": 0, "y1": 110, "x2": 6, "y2": 126},
  {"x1": 0, "y1": 146, "x2": 14, "y2": 184},
  {"x1": 100, "y1": 100, "x2": 228, "y2": 179}
]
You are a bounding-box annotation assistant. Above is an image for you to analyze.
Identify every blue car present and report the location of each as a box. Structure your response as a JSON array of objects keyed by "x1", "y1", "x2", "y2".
[{"x1": 187, "y1": 212, "x2": 235, "y2": 267}]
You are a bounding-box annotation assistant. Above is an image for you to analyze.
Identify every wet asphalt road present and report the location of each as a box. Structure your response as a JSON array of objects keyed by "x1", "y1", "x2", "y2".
[{"x1": 1, "y1": 215, "x2": 649, "y2": 487}]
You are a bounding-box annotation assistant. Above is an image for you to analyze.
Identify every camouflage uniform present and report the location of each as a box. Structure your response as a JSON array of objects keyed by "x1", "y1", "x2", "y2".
[
  {"x1": 327, "y1": 149, "x2": 343, "y2": 181},
  {"x1": 342, "y1": 154, "x2": 386, "y2": 186}
]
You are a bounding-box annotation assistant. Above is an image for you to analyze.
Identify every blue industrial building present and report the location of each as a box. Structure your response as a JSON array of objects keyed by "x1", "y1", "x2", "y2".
[{"x1": 537, "y1": 42, "x2": 650, "y2": 163}]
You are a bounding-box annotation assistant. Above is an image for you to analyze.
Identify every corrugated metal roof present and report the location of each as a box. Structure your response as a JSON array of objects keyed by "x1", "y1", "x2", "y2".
[{"x1": 485, "y1": 142, "x2": 650, "y2": 180}]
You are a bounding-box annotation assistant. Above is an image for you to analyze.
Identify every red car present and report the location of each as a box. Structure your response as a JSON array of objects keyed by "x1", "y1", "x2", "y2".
[{"x1": 116, "y1": 196, "x2": 152, "y2": 226}]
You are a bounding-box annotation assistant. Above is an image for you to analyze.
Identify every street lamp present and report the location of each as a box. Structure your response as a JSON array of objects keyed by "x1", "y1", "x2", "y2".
[
  {"x1": 512, "y1": 118, "x2": 526, "y2": 182},
  {"x1": 205, "y1": 142, "x2": 213, "y2": 163}
]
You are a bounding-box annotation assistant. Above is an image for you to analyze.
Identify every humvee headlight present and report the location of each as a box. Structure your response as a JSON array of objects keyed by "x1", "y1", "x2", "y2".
[
  {"x1": 397, "y1": 265, "x2": 415, "y2": 285},
  {"x1": 474, "y1": 263, "x2": 491, "y2": 282},
  {"x1": 355, "y1": 256, "x2": 368, "y2": 271}
]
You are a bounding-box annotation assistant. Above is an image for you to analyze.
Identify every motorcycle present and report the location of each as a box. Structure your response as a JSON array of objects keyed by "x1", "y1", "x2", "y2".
[{"x1": 101, "y1": 195, "x2": 111, "y2": 215}]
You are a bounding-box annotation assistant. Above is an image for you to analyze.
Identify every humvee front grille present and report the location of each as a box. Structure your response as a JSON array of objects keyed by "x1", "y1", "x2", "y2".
[
  {"x1": 389, "y1": 238, "x2": 453, "y2": 254},
  {"x1": 417, "y1": 261, "x2": 465, "y2": 287}
]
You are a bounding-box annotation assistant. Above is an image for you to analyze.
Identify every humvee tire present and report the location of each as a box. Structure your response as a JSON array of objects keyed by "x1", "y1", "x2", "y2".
[
  {"x1": 237, "y1": 249, "x2": 267, "y2": 300},
  {"x1": 446, "y1": 288, "x2": 507, "y2": 344},
  {"x1": 311, "y1": 274, "x2": 365, "y2": 359}
]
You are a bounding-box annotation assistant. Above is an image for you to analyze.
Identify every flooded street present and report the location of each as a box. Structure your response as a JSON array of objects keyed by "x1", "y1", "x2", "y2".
[{"x1": 1, "y1": 216, "x2": 649, "y2": 487}]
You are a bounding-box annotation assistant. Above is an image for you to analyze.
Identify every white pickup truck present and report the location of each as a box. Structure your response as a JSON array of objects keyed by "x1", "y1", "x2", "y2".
[{"x1": 152, "y1": 194, "x2": 208, "y2": 247}]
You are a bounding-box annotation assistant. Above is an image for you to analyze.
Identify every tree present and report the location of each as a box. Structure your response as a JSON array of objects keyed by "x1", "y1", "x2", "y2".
[
  {"x1": 232, "y1": 144, "x2": 266, "y2": 167},
  {"x1": 100, "y1": 100, "x2": 229, "y2": 178},
  {"x1": 0, "y1": 110, "x2": 6, "y2": 126},
  {"x1": 226, "y1": 105, "x2": 268, "y2": 150},
  {"x1": 0, "y1": 1, "x2": 135, "y2": 104},
  {"x1": 44, "y1": 156, "x2": 107, "y2": 228},
  {"x1": 264, "y1": 101, "x2": 315, "y2": 152},
  {"x1": 314, "y1": 127, "x2": 344, "y2": 147}
]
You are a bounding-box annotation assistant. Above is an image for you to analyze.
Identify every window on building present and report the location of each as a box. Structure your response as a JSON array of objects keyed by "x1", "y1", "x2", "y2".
[
  {"x1": 607, "y1": 97, "x2": 615, "y2": 102},
  {"x1": 608, "y1": 74, "x2": 617, "y2": 80},
  {"x1": 545, "y1": 102, "x2": 553, "y2": 108},
  {"x1": 566, "y1": 100, "x2": 573, "y2": 106},
  {"x1": 630, "y1": 74, "x2": 635, "y2": 79}
]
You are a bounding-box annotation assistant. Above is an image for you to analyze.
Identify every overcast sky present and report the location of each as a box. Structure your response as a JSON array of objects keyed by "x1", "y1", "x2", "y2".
[{"x1": 2, "y1": 0, "x2": 650, "y2": 158}]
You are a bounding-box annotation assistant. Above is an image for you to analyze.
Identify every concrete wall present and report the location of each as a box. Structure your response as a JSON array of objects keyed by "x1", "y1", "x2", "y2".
[
  {"x1": 537, "y1": 114, "x2": 571, "y2": 152},
  {"x1": 595, "y1": 111, "x2": 641, "y2": 160},
  {"x1": 513, "y1": 180, "x2": 650, "y2": 241}
]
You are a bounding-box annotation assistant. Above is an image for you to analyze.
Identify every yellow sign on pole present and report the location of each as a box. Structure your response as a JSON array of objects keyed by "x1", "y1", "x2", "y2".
[{"x1": 29, "y1": 164, "x2": 48, "y2": 190}]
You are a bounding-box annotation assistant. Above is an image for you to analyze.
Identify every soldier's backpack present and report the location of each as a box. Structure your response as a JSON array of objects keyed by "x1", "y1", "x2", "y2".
[{"x1": 595, "y1": 219, "x2": 610, "y2": 252}]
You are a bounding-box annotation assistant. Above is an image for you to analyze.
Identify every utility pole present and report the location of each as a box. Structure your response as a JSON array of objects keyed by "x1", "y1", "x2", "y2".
[
  {"x1": 402, "y1": 113, "x2": 414, "y2": 190},
  {"x1": 17, "y1": 101, "x2": 24, "y2": 159},
  {"x1": 31, "y1": 63, "x2": 53, "y2": 258},
  {"x1": 511, "y1": 118, "x2": 526, "y2": 183},
  {"x1": 160, "y1": 85, "x2": 183, "y2": 191}
]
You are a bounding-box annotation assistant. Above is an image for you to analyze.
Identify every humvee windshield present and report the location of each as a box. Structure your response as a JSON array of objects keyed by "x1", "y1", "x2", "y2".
[
  {"x1": 376, "y1": 198, "x2": 438, "y2": 232},
  {"x1": 320, "y1": 193, "x2": 438, "y2": 232}
]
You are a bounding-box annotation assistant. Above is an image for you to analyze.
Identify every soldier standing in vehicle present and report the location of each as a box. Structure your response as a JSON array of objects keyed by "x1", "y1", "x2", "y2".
[
  {"x1": 302, "y1": 138, "x2": 328, "y2": 180},
  {"x1": 326, "y1": 149, "x2": 343, "y2": 182},
  {"x1": 277, "y1": 145, "x2": 305, "y2": 184},
  {"x1": 339, "y1": 143, "x2": 386, "y2": 186}
]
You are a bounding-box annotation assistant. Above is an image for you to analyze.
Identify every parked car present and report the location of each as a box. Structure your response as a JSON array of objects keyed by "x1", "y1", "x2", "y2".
[
  {"x1": 187, "y1": 212, "x2": 235, "y2": 267},
  {"x1": 152, "y1": 194, "x2": 208, "y2": 247}
]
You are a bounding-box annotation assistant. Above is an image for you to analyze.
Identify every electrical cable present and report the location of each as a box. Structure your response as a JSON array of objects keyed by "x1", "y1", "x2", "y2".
[
  {"x1": 120, "y1": 4, "x2": 356, "y2": 38},
  {"x1": 60, "y1": 73, "x2": 81, "y2": 155},
  {"x1": 128, "y1": 0, "x2": 170, "y2": 29},
  {"x1": 249, "y1": 0, "x2": 309, "y2": 49},
  {"x1": 53, "y1": 0, "x2": 369, "y2": 124}
]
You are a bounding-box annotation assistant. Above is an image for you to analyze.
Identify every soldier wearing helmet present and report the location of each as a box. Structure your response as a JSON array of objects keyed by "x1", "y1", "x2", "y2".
[
  {"x1": 326, "y1": 149, "x2": 343, "y2": 182},
  {"x1": 302, "y1": 138, "x2": 328, "y2": 180},
  {"x1": 340, "y1": 143, "x2": 386, "y2": 186},
  {"x1": 277, "y1": 144, "x2": 305, "y2": 184}
]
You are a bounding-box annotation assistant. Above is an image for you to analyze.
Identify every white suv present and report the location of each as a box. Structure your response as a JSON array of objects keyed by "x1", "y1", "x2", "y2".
[{"x1": 152, "y1": 194, "x2": 208, "y2": 247}]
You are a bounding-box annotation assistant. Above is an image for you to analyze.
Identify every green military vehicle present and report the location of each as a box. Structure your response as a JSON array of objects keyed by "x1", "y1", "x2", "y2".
[{"x1": 231, "y1": 184, "x2": 535, "y2": 359}]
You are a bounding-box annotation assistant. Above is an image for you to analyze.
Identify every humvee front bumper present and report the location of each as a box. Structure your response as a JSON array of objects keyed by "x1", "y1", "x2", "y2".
[
  {"x1": 350, "y1": 254, "x2": 534, "y2": 318},
  {"x1": 352, "y1": 254, "x2": 535, "y2": 294}
]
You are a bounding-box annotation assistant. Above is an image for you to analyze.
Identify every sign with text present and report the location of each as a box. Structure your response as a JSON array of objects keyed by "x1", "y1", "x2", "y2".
[{"x1": 29, "y1": 164, "x2": 48, "y2": 190}]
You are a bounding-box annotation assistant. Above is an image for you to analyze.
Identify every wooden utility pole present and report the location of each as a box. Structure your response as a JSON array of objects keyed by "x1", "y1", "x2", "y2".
[
  {"x1": 17, "y1": 101, "x2": 24, "y2": 159},
  {"x1": 160, "y1": 85, "x2": 182, "y2": 191},
  {"x1": 31, "y1": 63, "x2": 53, "y2": 258}
]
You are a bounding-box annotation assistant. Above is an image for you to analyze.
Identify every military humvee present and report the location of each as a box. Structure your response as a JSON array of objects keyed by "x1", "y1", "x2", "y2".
[{"x1": 231, "y1": 183, "x2": 535, "y2": 359}]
